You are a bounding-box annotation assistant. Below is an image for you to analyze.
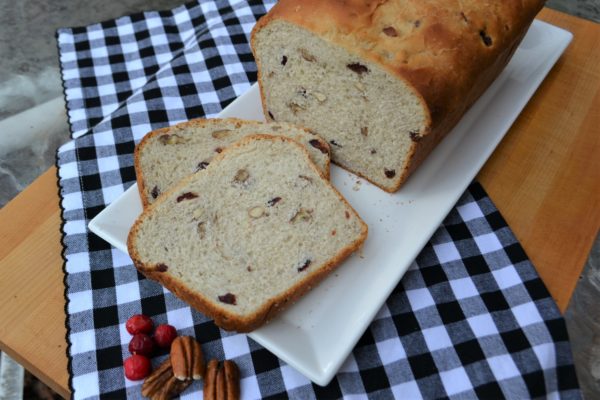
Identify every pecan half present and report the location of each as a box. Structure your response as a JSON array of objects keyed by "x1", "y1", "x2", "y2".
[
  {"x1": 203, "y1": 359, "x2": 240, "y2": 400},
  {"x1": 223, "y1": 361, "x2": 240, "y2": 400},
  {"x1": 142, "y1": 358, "x2": 192, "y2": 400},
  {"x1": 142, "y1": 359, "x2": 171, "y2": 398},
  {"x1": 204, "y1": 360, "x2": 219, "y2": 400},
  {"x1": 171, "y1": 336, "x2": 205, "y2": 381}
]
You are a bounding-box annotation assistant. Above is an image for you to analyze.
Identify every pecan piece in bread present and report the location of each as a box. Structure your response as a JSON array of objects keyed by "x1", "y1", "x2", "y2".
[
  {"x1": 141, "y1": 358, "x2": 192, "y2": 400},
  {"x1": 170, "y1": 336, "x2": 205, "y2": 381},
  {"x1": 203, "y1": 359, "x2": 240, "y2": 400}
]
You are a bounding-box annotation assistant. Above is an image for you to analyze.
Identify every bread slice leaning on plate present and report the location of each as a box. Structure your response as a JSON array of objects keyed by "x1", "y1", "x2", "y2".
[
  {"x1": 128, "y1": 134, "x2": 367, "y2": 332},
  {"x1": 134, "y1": 117, "x2": 331, "y2": 207}
]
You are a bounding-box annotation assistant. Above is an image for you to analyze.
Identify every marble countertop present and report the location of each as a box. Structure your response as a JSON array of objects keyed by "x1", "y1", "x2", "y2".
[{"x1": 0, "y1": 0, "x2": 598, "y2": 397}]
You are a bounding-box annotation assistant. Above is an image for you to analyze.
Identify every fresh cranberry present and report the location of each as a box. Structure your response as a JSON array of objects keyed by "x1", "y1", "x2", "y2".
[
  {"x1": 154, "y1": 324, "x2": 177, "y2": 348},
  {"x1": 126, "y1": 314, "x2": 154, "y2": 335},
  {"x1": 129, "y1": 334, "x2": 155, "y2": 356},
  {"x1": 124, "y1": 355, "x2": 151, "y2": 380}
]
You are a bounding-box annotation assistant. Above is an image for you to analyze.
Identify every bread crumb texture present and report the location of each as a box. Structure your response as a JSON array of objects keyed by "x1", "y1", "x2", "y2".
[
  {"x1": 136, "y1": 118, "x2": 330, "y2": 206},
  {"x1": 129, "y1": 135, "x2": 367, "y2": 330}
]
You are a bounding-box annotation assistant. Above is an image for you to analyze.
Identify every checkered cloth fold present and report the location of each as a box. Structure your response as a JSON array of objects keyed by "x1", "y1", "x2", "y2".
[{"x1": 56, "y1": 1, "x2": 581, "y2": 398}]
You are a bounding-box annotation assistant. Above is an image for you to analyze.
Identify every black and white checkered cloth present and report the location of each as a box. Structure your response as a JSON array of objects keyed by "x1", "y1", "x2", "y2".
[{"x1": 56, "y1": 1, "x2": 581, "y2": 398}]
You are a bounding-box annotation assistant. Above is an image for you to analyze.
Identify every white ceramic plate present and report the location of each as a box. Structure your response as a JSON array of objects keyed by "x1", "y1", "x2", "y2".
[{"x1": 89, "y1": 20, "x2": 571, "y2": 386}]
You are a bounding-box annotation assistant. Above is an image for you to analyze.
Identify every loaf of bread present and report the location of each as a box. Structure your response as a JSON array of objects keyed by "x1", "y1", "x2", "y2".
[
  {"x1": 128, "y1": 135, "x2": 367, "y2": 332},
  {"x1": 251, "y1": 0, "x2": 544, "y2": 192},
  {"x1": 134, "y1": 118, "x2": 331, "y2": 206}
]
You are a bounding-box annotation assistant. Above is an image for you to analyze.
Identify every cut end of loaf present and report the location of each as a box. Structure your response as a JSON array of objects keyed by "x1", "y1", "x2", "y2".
[
  {"x1": 128, "y1": 134, "x2": 367, "y2": 332},
  {"x1": 252, "y1": 0, "x2": 546, "y2": 192},
  {"x1": 252, "y1": 20, "x2": 428, "y2": 192}
]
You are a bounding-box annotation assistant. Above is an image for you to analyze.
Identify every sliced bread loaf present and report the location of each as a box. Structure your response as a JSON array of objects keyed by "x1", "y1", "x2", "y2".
[
  {"x1": 251, "y1": 0, "x2": 544, "y2": 192},
  {"x1": 135, "y1": 118, "x2": 331, "y2": 206},
  {"x1": 128, "y1": 134, "x2": 367, "y2": 332}
]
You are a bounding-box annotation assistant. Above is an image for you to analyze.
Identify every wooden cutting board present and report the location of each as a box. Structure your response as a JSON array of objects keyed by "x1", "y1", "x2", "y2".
[{"x1": 0, "y1": 8, "x2": 598, "y2": 399}]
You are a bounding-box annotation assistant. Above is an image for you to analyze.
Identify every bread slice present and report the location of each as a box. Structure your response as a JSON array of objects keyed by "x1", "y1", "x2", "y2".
[
  {"x1": 128, "y1": 135, "x2": 368, "y2": 332},
  {"x1": 134, "y1": 118, "x2": 331, "y2": 206},
  {"x1": 251, "y1": 0, "x2": 543, "y2": 192}
]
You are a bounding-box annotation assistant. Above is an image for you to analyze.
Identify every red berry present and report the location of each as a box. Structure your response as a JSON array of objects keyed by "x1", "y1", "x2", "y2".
[
  {"x1": 154, "y1": 324, "x2": 177, "y2": 348},
  {"x1": 126, "y1": 314, "x2": 153, "y2": 335},
  {"x1": 129, "y1": 334, "x2": 155, "y2": 356},
  {"x1": 124, "y1": 355, "x2": 151, "y2": 380}
]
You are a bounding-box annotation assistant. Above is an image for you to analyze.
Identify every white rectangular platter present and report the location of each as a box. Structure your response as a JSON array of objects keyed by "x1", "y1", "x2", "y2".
[{"x1": 89, "y1": 20, "x2": 572, "y2": 386}]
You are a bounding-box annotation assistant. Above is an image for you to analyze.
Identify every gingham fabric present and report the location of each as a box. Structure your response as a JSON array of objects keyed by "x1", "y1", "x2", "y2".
[{"x1": 56, "y1": 1, "x2": 581, "y2": 398}]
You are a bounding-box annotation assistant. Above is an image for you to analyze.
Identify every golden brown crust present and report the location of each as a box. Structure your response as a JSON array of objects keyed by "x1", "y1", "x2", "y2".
[
  {"x1": 251, "y1": 0, "x2": 544, "y2": 191},
  {"x1": 128, "y1": 134, "x2": 368, "y2": 332},
  {"x1": 170, "y1": 336, "x2": 205, "y2": 381},
  {"x1": 133, "y1": 117, "x2": 331, "y2": 208}
]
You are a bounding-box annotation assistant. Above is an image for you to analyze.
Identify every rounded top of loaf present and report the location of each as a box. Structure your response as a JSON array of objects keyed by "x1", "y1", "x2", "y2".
[{"x1": 252, "y1": 0, "x2": 545, "y2": 133}]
